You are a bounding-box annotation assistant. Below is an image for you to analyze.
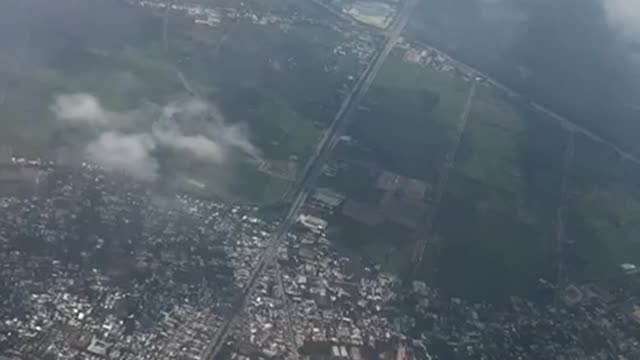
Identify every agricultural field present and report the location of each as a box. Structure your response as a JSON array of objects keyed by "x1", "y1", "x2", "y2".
[
  {"x1": 0, "y1": 0, "x2": 371, "y2": 203},
  {"x1": 323, "y1": 51, "x2": 471, "y2": 275},
  {"x1": 564, "y1": 135, "x2": 640, "y2": 284},
  {"x1": 167, "y1": 10, "x2": 369, "y2": 161},
  {"x1": 161, "y1": 0, "x2": 372, "y2": 202},
  {"x1": 347, "y1": 53, "x2": 469, "y2": 183},
  {"x1": 0, "y1": 0, "x2": 174, "y2": 156},
  {"x1": 431, "y1": 86, "x2": 569, "y2": 303}
]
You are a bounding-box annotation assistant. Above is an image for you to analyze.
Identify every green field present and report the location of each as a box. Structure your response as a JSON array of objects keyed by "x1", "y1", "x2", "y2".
[
  {"x1": 0, "y1": 0, "x2": 366, "y2": 204},
  {"x1": 455, "y1": 87, "x2": 526, "y2": 192},
  {"x1": 0, "y1": 0, "x2": 179, "y2": 155},
  {"x1": 166, "y1": 10, "x2": 362, "y2": 160},
  {"x1": 159, "y1": 3, "x2": 367, "y2": 202},
  {"x1": 347, "y1": 54, "x2": 469, "y2": 183},
  {"x1": 564, "y1": 136, "x2": 640, "y2": 283},
  {"x1": 327, "y1": 52, "x2": 470, "y2": 275},
  {"x1": 170, "y1": 157, "x2": 290, "y2": 204},
  {"x1": 330, "y1": 217, "x2": 415, "y2": 275},
  {"x1": 430, "y1": 87, "x2": 568, "y2": 303}
]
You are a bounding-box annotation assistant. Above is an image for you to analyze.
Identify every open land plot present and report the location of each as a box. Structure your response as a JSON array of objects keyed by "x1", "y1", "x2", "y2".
[
  {"x1": 1, "y1": 0, "x2": 369, "y2": 203},
  {"x1": 193, "y1": 0, "x2": 334, "y2": 19},
  {"x1": 240, "y1": 0, "x2": 338, "y2": 19},
  {"x1": 163, "y1": 6, "x2": 373, "y2": 202},
  {"x1": 323, "y1": 52, "x2": 470, "y2": 275},
  {"x1": 167, "y1": 153, "x2": 290, "y2": 205},
  {"x1": 347, "y1": 52, "x2": 469, "y2": 183},
  {"x1": 330, "y1": 216, "x2": 415, "y2": 274},
  {"x1": 0, "y1": 0, "x2": 177, "y2": 156},
  {"x1": 168, "y1": 17, "x2": 366, "y2": 159},
  {"x1": 454, "y1": 86, "x2": 526, "y2": 192},
  {"x1": 564, "y1": 135, "x2": 640, "y2": 284},
  {"x1": 430, "y1": 86, "x2": 569, "y2": 303}
]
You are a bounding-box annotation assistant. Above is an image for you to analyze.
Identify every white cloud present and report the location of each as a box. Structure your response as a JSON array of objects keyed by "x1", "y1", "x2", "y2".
[
  {"x1": 85, "y1": 132, "x2": 158, "y2": 181},
  {"x1": 222, "y1": 123, "x2": 262, "y2": 161},
  {"x1": 162, "y1": 97, "x2": 209, "y2": 119},
  {"x1": 157, "y1": 97, "x2": 262, "y2": 161},
  {"x1": 51, "y1": 93, "x2": 263, "y2": 182},
  {"x1": 51, "y1": 93, "x2": 114, "y2": 126},
  {"x1": 153, "y1": 126, "x2": 226, "y2": 162},
  {"x1": 604, "y1": 0, "x2": 640, "y2": 39}
]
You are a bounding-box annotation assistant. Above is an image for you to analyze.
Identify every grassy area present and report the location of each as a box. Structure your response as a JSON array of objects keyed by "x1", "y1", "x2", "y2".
[
  {"x1": 433, "y1": 172, "x2": 553, "y2": 303},
  {"x1": 161, "y1": 7, "x2": 367, "y2": 200},
  {"x1": 454, "y1": 86, "x2": 526, "y2": 193},
  {"x1": 330, "y1": 217, "x2": 415, "y2": 275},
  {"x1": 0, "y1": 0, "x2": 361, "y2": 204},
  {"x1": 564, "y1": 136, "x2": 640, "y2": 283},
  {"x1": 326, "y1": 55, "x2": 470, "y2": 275},
  {"x1": 348, "y1": 55, "x2": 468, "y2": 182},
  {"x1": 160, "y1": 11, "x2": 365, "y2": 202},
  {"x1": 200, "y1": 0, "x2": 332, "y2": 19},
  {"x1": 0, "y1": 45, "x2": 184, "y2": 158},
  {"x1": 429, "y1": 88, "x2": 568, "y2": 303},
  {"x1": 222, "y1": 88, "x2": 322, "y2": 161},
  {"x1": 173, "y1": 159, "x2": 290, "y2": 204}
]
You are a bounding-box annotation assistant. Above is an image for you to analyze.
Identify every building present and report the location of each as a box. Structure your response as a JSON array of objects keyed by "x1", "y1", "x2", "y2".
[
  {"x1": 631, "y1": 305, "x2": 640, "y2": 324},
  {"x1": 312, "y1": 188, "x2": 345, "y2": 209},
  {"x1": 343, "y1": 1, "x2": 395, "y2": 29},
  {"x1": 400, "y1": 178, "x2": 429, "y2": 202},
  {"x1": 621, "y1": 263, "x2": 640, "y2": 275},
  {"x1": 563, "y1": 285, "x2": 583, "y2": 306},
  {"x1": 297, "y1": 214, "x2": 328, "y2": 233},
  {"x1": 86, "y1": 337, "x2": 109, "y2": 357},
  {"x1": 377, "y1": 171, "x2": 400, "y2": 192},
  {"x1": 377, "y1": 170, "x2": 430, "y2": 201}
]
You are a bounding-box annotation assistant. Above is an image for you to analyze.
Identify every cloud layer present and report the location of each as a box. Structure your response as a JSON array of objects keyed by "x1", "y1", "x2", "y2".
[
  {"x1": 153, "y1": 126, "x2": 225, "y2": 163},
  {"x1": 51, "y1": 93, "x2": 114, "y2": 126},
  {"x1": 85, "y1": 132, "x2": 158, "y2": 181},
  {"x1": 604, "y1": 0, "x2": 640, "y2": 39},
  {"x1": 52, "y1": 93, "x2": 260, "y2": 181}
]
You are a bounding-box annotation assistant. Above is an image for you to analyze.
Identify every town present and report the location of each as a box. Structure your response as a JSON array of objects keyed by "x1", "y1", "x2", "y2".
[
  {"x1": 2, "y1": 146, "x2": 640, "y2": 360},
  {"x1": 3, "y1": 0, "x2": 640, "y2": 359}
]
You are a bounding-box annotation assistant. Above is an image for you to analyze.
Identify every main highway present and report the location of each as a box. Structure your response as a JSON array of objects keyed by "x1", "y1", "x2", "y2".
[{"x1": 202, "y1": 0, "x2": 417, "y2": 358}]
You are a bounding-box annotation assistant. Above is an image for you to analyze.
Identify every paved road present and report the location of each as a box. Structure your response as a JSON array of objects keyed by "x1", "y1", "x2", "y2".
[
  {"x1": 202, "y1": 1, "x2": 417, "y2": 358},
  {"x1": 412, "y1": 82, "x2": 476, "y2": 269}
]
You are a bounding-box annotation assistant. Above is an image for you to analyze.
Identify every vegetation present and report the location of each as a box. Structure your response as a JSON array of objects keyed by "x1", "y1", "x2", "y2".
[
  {"x1": 408, "y1": 0, "x2": 640, "y2": 154},
  {"x1": 0, "y1": 0, "x2": 362, "y2": 203},
  {"x1": 348, "y1": 55, "x2": 468, "y2": 182},
  {"x1": 329, "y1": 55, "x2": 470, "y2": 275},
  {"x1": 564, "y1": 136, "x2": 640, "y2": 282},
  {"x1": 429, "y1": 87, "x2": 568, "y2": 303}
]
